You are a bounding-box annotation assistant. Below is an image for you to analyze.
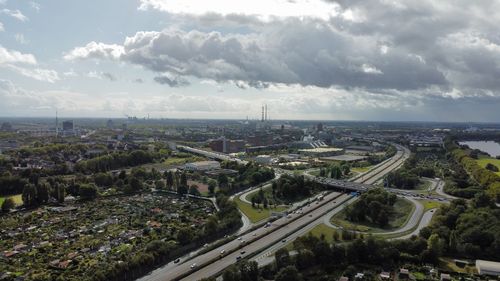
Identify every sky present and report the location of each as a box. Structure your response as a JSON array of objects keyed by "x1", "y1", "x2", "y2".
[{"x1": 1, "y1": 0, "x2": 500, "y2": 122}]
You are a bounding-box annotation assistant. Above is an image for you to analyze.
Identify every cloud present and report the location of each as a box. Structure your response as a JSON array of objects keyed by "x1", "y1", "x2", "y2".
[
  {"x1": 67, "y1": 24, "x2": 446, "y2": 91},
  {"x1": 138, "y1": 0, "x2": 341, "y2": 21},
  {"x1": 133, "y1": 78, "x2": 144, "y2": 83},
  {"x1": 1, "y1": 9, "x2": 28, "y2": 22},
  {"x1": 0, "y1": 22, "x2": 4, "y2": 32},
  {"x1": 30, "y1": 2, "x2": 40, "y2": 12},
  {"x1": 0, "y1": 45, "x2": 36, "y2": 65},
  {"x1": 87, "y1": 71, "x2": 117, "y2": 81},
  {"x1": 14, "y1": 33, "x2": 29, "y2": 44},
  {"x1": 64, "y1": 41, "x2": 124, "y2": 60},
  {"x1": 4, "y1": 64, "x2": 60, "y2": 83},
  {"x1": 153, "y1": 74, "x2": 190, "y2": 87}
]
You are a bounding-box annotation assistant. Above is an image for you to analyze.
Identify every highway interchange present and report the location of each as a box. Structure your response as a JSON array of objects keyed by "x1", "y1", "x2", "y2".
[{"x1": 140, "y1": 143, "x2": 451, "y2": 281}]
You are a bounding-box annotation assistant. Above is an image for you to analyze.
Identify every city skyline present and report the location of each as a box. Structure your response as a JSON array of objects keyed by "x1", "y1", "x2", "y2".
[{"x1": 1, "y1": 0, "x2": 500, "y2": 122}]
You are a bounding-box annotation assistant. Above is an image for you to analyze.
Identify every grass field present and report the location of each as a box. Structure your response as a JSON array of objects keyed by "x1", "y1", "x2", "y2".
[
  {"x1": 307, "y1": 223, "x2": 338, "y2": 243},
  {"x1": 330, "y1": 198, "x2": 415, "y2": 233},
  {"x1": 234, "y1": 197, "x2": 287, "y2": 223},
  {"x1": 476, "y1": 156, "x2": 500, "y2": 176},
  {"x1": 419, "y1": 199, "x2": 443, "y2": 211},
  {"x1": 0, "y1": 194, "x2": 23, "y2": 207},
  {"x1": 163, "y1": 156, "x2": 205, "y2": 167},
  {"x1": 351, "y1": 165, "x2": 373, "y2": 174}
]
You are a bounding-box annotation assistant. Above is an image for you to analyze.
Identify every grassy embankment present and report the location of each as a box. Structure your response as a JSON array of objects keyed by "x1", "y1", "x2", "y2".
[
  {"x1": 234, "y1": 196, "x2": 287, "y2": 223},
  {"x1": 0, "y1": 194, "x2": 23, "y2": 207},
  {"x1": 330, "y1": 198, "x2": 415, "y2": 233},
  {"x1": 476, "y1": 155, "x2": 500, "y2": 176}
]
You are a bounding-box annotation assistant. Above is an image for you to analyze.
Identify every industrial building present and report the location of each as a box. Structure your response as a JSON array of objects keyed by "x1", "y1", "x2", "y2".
[
  {"x1": 183, "y1": 161, "x2": 221, "y2": 171},
  {"x1": 208, "y1": 137, "x2": 245, "y2": 153},
  {"x1": 298, "y1": 147, "x2": 345, "y2": 157},
  {"x1": 255, "y1": 155, "x2": 274, "y2": 164},
  {"x1": 476, "y1": 260, "x2": 500, "y2": 276},
  {"x1": 62, "y1": 120, "x2": 74, "y2": 131}
]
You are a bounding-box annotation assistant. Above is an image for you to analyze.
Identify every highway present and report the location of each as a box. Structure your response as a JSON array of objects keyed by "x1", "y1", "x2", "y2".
[
  {"x1": 140, "y1": 143, "x2": 411, "y2": 281},
  {"x1": 142, "y1": 192, "x2": 349, "y2": 281}
]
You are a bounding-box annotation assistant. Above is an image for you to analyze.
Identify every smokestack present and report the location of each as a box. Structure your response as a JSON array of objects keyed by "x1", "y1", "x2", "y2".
[{"x1": 261, "y1": 105, "x2": 264, "y2": 122}]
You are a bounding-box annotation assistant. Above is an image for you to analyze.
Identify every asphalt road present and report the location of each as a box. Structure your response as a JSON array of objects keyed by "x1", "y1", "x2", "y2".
[
  {"x1": 140, "y1": 192, "x2": 347, "y2": 281},
  {"x1": 139, "y1": 144, "x2": 410, "y2": 281},
  {"x1": 396, "y1": 208, "x2": 436, "y2": 240},
  {"x1": 181, "y1": 193, "x2": 352, "y2": 281}
]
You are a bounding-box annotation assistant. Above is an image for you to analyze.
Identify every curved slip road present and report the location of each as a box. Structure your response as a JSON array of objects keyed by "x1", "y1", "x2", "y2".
[
  {"x1": 395, "y1": 208, "x2": 436, "y2": 240},
  {"x1": 435, "y1": 179, "x2": 459, "y2": 200}
]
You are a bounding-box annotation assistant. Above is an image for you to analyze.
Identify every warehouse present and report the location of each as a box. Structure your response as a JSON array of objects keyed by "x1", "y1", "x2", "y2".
[
  {"x1": 476, "y1": 260, "x2": 500, "y2": 276},
  {"x1": 298, "y1": 147, "x2": 344, "y2": 157},
  {"x1": 183, "y1": 161, "x2": 221, "y2": 171}
]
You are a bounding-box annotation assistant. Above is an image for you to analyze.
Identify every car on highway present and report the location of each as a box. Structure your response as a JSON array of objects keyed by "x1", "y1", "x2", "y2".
[
  {"x1": 190, "y1": 263, "x2": 197, "y2": 269},
  {"x1": 220, "y1": 250, "x2": 225, "y2": 255},
  {"x1": 282, "y1": 239, "x2": 286, "y2": 243},
  {"x1": 174, "y1": 258, "x2": 180, "y2": 264},
  {"x1": 240, "y1": 250, "x2": 246, "y2": 254},
  {"x1": 236, "y1": 256, "x2": 242, "y2": 261}
]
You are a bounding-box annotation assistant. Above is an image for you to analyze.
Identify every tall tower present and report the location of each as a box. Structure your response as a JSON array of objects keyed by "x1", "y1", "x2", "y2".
[
  {"x1": 265, "y1": 104, "x2": 268, "y2": 121},
  {"x1": 261, "y1": 105, "x2": 264, "y2": 122}
]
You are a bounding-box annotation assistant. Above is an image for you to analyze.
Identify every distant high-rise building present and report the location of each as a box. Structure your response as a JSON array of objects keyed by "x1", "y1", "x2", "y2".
[
  {"x1": 0, "y1": 122, "x2": 13, "y2": 132},
  {"x1": 317, "y1": 123, "x2": 324, "y2": 132},
  {"x1": 62, "y1": 120, "x2": 74, "y2": 131},
  {"x1": 106, "y1": 119, "x2": 114, "y2": 129}
]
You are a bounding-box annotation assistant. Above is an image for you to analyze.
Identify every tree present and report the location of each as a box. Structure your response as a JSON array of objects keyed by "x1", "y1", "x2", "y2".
[
  {"x1": 218, "y1": 174, "x2": 229, "y2": 189},
  {"x1": 1, "y1": 197, "x2": 15, "y2": 212},
  {"x1": 180, "y1": 172, "x2": 188, "y2": 187},
  {"x1": 130, "y1": 177, "x2": 143, "y2": 191},
  {"x1": 54, "y1": 183, "x2": 65, "y2": 203},
  {"x1": 166, "y1": 171, "x2": 174, "y2": 189},
  {"x1": 36, "y1": 183, "x2": 50, "y2": 204},
  {"x1": 239, "y1": 260, "x2": 259, "y2": 281},
  {"x1": 22, "y1": 184, "x2": 37, "y2": 207},
  {"x1": 155, "y1": 180, "x2": 165, "y2": 190},
  {"x1": 222, "y1": 265, "x2": 241, "y2": 281},
  {"x1": 275, "y1": 266, "x2": 302, "y2": 281},
  {"x1": 177, "y1": 227, "x2": 193, "y2": 245},
  {"x1": 79, "y1": 184, "x2": 97, "y2": 199},
  {"x1": 275, "y1": 248, "x2": 291, "y2": 269},
  {"x1": 177, "y1": 183, "x2": 188, "y2": 195},
  {"x1": 189, "y1": 184, "x2": 200, "y2": 196},
  {"x1": 208, "y1": 179, "x2": 217, "y2": 195}
]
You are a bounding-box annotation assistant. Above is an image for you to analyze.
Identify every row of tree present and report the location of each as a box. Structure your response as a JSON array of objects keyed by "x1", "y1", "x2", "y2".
[
  {"x1": 421, "y1": 194, "x2": 500, "y2": 260},
  {"x1": 447, "y1": 138, "x2": 500, "y2": 202},
  {"x1": 75, "y1": 150, "x2": 156, "y2": 174},
  {"x1": 215, "y1": 231, "x2": 445, "y2": 281}
]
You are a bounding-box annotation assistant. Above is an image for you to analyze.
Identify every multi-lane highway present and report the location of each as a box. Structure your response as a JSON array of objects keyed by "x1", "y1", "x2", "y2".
[
  {"x1": 140, "y1": 143, "x2": 412, "y2": 281},
  {"x1": 144, "y1": 192, "x2": 349, "y2": 281}
]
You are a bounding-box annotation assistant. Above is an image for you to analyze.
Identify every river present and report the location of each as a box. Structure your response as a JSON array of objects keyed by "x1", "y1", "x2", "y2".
[{"x1": 459, "y1": 141, "x2": 500, "y2": 157}]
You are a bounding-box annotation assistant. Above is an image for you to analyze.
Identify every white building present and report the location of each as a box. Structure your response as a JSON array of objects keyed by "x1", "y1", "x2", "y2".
[
  {"x1": 184, "y1": 161, "x2": 221, "y2": 171},
  {"x1": 255, "y1": 155, "x2": 273, "y2": 164},
  {"x1": 476, "y1": 260, "x2": 500, "y2": 276}
]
